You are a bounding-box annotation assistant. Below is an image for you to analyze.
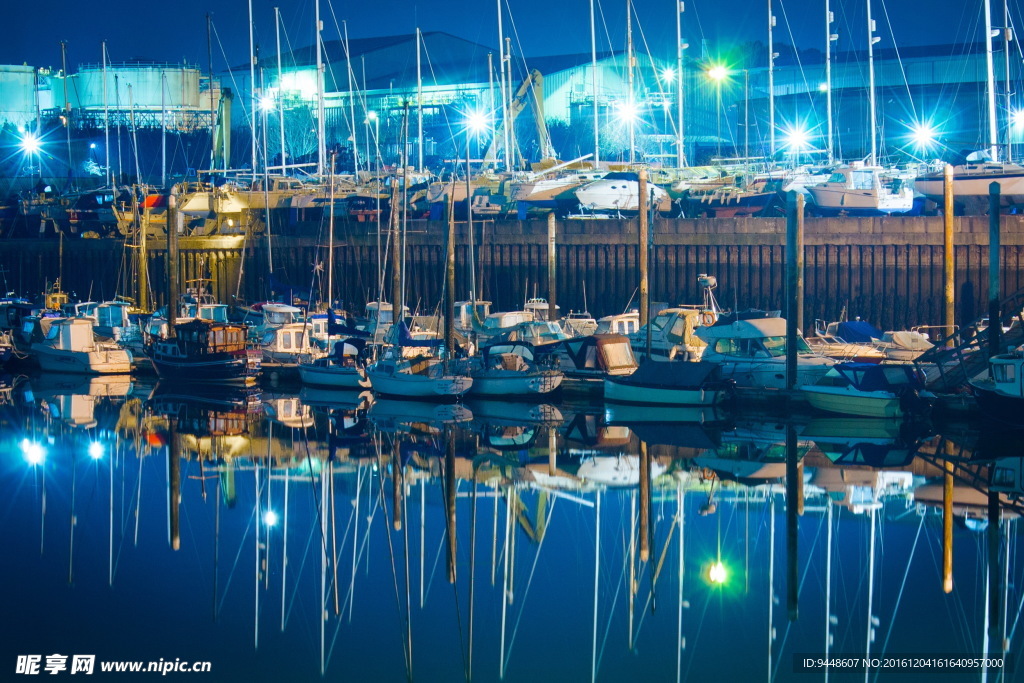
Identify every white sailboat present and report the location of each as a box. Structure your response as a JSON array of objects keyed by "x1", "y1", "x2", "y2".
[{"x1": 914, "y1": 0, "x2": 1024, "y2": 212}]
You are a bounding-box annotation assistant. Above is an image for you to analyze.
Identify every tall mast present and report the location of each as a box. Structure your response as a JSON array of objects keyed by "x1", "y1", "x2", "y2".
[
  {"x1": 416, "y1": 28, "x2": 424, "y2": 172},
  {"x1": 985, "y1": 0, "x2": 999, "y2": 161},
  {"x1": 344, "y1": 21, "x2": 359, "y2": 175},
  {"x1": 102, "y1": 41, "x2": 110, "y2": 187},
  {"x1": 60, "y1": 41, "x2": 75, "y2": 189},
  {"x1": 1005, "y1": 0, "x2": 1013, "y2": 162},
  {"x1": 768, "y1": 0, "x2": 777, "y2": 157},
  {"x1": 161, "y1": 73, "x2": 167, "y2": 187},
  {"x1": 207, "y1": 15, "x2": 217, "y2": 170},
  {"x1": 627, "y1": 0, "x2": 635, "y2": 165},
  {"x1": 497, "y1": 0, "x2": 510, "y2": 171},
  {"x1": 591, "y1": 0, "x2": 600, "y2": 167},
  {"x1": 315, "y1": 0, "x2": 326, "y2": 177},
  {"x1": 676, "y1": 1, "x2": 685, "y2": 167},
  {"x1": 867, "y1": 0, "x2": 878, "y2": 166},
  {"x1": 248, "y1": 0, "x2": 257, "y2": 174},
  {"x1": 276, "y1": 7, "x2": 286, "y2": 172},
  {"x1": 825, "y1": 0, "x2": 836, "y2": 164}
]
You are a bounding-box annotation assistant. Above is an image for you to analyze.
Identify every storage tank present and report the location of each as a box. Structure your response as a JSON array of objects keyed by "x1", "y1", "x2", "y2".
[
  {"x1": 0, "y1": 65, "x2": 39, "y2": 127},
  {"x1": 75, "y1": 63, "x2": 202, "y2": 111}
]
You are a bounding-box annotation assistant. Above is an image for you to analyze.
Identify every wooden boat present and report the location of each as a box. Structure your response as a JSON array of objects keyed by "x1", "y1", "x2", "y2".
[
  {"x1": 148, "y1": 319, "x2": 259, "y2": 384},
  {"x1": 30, "y1": 317, "x2": 132, "y2": 374},
  {"x1": 801, "y1": 363, "x2": 928, "y2": 418},
  {"x1": 604, "y1": 359, "x2": 733, "y2": 406}
]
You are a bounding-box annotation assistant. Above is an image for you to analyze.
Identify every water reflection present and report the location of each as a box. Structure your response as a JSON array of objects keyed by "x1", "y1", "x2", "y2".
[{"x1": 1, "y1": 373, "x2": 1022, "y2": 681}]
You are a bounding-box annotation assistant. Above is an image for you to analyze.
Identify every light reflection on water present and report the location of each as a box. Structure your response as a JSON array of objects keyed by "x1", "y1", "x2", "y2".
[{"x1": 0, "y1": 374, "x2": 1022, "y2": 682}]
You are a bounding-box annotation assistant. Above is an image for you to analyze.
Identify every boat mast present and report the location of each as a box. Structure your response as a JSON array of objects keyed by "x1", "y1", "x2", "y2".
[
  {"x1": 497, "y1": 0, "x2": 510, "y2": 171},
  {"x1": 1005, "y1": 0, "x2": 1013, "y2": 162},
  {"x1": 276, "y1": 7, "x2": 286, "y2": 172},
  {"x1": 315, "y1": 0, "x2": 326, "y2": 177},
  {"x1": 985, "y1": 0, "x2": 1000, "y2": 161},
  {"x1": 676, "y1": 1, "x2": 685, "y2": 167},
  {"x1": 101, "y1": 41, "x2": 110, "y2": 188},
  {"x1": 866, "y1": 0, "x2": 878, "y2": 166},
  {"x1": 207, "y1": 15, "x2": 217, "y2": 171},
  {"x1": 768, "y1": 0, "x2": 777, "y2": 158},
  {"x1": 60, "y1": 41, "x2": 75, "y2": 189},
  {"x1": 328, "y1": 154, "x2": 335, "y2": 310},
  {"x1": 248, "y1": 0, "x2": 257, "y2": 174},
  {"x1": 627, "y1": 0, "x2": 635, "y2": 165},
  {"x1": 344, "y1": 21, "x2": 359, "y2": 176},
  {"x1": 825, "y1": 0, "x2": 836, "y2": 165},
  {"x1": 591, "y1": 0, "x2": 600, "y2": 167},
  {"x1": 417, "y1": 28, "x2": 424, "y2": 172},
  {"x1": 161, "y1": 72, "x2": 167, "y2": 188}
]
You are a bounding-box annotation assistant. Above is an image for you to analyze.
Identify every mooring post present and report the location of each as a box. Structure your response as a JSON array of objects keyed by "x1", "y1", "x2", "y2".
[
  {"x1": 785, "y1": 191, "x2": 804, "y2": 391},
  {"x1": 167, "y1": 186, "x2": 179, "y2": 337},
  {"x1": 445, "y1": 191, "x2": 456, "y2": 371},
  {"x1": 942, "y1": 455, "x2": 954, "y2": 593},
  {"x1": 639, "y1": 440, "x2": 650, "y2": 563},
  {"x1": 988, "y1": 488, "x2": 1002, "y2": 654},
  {"x1": 988, "y1": 182, "x2": 1001, "y2": 359},
  {"x1": 785, "y1": 422, "x2": 798, "y2": 622},
  {"x1": 446, "y1": 427, "x2": 457, "y2": 584},
  {"x1": 547, "y1": 212, "x2": 557, "y2": 322},
  {"x1": 943, "y1": 165, "x2": 955, "y2": 344}
]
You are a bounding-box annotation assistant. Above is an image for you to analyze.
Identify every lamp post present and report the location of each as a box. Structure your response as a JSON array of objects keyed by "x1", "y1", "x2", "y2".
[
  {"x1": 708, "y1": 65, "x2": 729, "y2": 160},
  {"x1": 20, "y1": 132, "x2": 42, "y2": 183},
  {"x1": 365, "y1": 110, "x2": 379, "y2": 171}
]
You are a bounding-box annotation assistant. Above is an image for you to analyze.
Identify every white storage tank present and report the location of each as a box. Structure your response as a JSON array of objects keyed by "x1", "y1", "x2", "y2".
[
  {"x1": 76, "y1": 63, "x2": 202, "y2": 111},
  {"x1": 0, "y1": 65, "x2": 39, "y2": 127}
]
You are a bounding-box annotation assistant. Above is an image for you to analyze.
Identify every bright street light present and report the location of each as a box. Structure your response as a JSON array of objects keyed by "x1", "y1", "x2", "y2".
[
  {"x1": 910, "y1": 122, "x2": 937, "y2": 149},
  {"x1": 707, "y1": 65, "x2": 730, "y2": 82},
  {"x1": 661, "y1": 67, "x2": 676, "y2": 83},
  {"x1": 20, "y1": 133, "x2": 41, "y2": 154},
  {"x1": 263, "y1": 510, "x2": 279, "y2": 527},
  {"x1": 88, "y1": 441, "x2": 104, "y2": 460},
  {"x1": 465, "y1": 110, "x2": 489, "y2": 133}
]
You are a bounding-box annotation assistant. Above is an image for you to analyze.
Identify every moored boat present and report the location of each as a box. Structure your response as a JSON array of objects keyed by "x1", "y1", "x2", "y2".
[
  {"x1": 30, "y1": 317, "x2": 132, "y2": 374},
  {"x1": 604, "y1": 359, "x2": 733, "y2": 406},
  {"x1": 800, "y1": 362, "x2": 928, "y2": 418},
  {"x1": 148, "y1": 319, "x2": 259, "y2": 383}
]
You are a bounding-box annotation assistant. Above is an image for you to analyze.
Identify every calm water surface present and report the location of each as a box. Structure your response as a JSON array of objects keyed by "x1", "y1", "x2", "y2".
[{"x1": 1, "y1": 374, "x2": 1022, "y2": 682}]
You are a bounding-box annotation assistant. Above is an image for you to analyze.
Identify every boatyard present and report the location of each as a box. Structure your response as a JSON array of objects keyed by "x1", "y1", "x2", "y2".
[{"x1": 4, "y1": 0, "x2": 1024, "y2": 680}]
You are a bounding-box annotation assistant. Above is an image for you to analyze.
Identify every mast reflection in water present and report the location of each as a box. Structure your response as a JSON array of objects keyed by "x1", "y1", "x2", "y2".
[{"x1": 1, "y1": 374, "x2": 1021, "y2": 681}]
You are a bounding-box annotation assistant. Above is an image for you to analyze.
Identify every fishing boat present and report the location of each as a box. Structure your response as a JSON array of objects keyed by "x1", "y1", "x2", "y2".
[
  {"x1": 466, "y1": 342, "x2": 563, "y2": 398},
  {"x1": 969, "y1": 346, "x2": 1024, "y2": 426},
  {"x1": 604, "y1": 359, "x2": 733, "y2": 406},
  {"x1": 695, "y1": 312, "x2": 834, "y2": 390},
  {"x1": 147, "y1": 319, "x2": 259, "y2": 384},
  {"x1": 30, "y1": 317, "x2": 132, "y2": 374},
  {"x1": 260, "y1": 322, "x2": 325, "y2": 380},
  {"x1": 800, "y1": 363, "x2": 928, "y2": 418}
]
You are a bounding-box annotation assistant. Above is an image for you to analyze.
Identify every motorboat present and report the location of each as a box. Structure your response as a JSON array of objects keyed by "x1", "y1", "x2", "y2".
[
  {"x1": 30, "y1": 317, "x2": 132, "y2": 374},
  {"x1": 604, "y1": 358, "x2": 733, "y2": 406},
  {"x1": 915, "y1": 158, "x2": 1024, "y2": 214},
  {"x1": 574, "y1": 172, "x2": 670, "y2": 213},
  {"x1": 969, "y1": 346, "x2": 1024, "y2": 426},
  {"x1": 807, "y1": 164, "x2": 915, "y2": 216},
  {"x1": 630, "y1": 307, "x2": 714, "y2": 361},
  {"x1": 695, "y1": 312, "x2": 834, "y2": 390},
  {"x1": 800, "y1": 362, "x2": 928, "y2": 418}
]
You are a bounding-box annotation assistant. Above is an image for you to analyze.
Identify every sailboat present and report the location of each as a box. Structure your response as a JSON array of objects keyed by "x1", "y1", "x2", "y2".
[{"x1": 914, "y1": 0, "x2": 1024, "y2": 213}]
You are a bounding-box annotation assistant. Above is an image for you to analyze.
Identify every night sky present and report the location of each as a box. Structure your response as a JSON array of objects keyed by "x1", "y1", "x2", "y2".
[{"x1": 0, "y1": 0, "x2": 1003, "y2": 74}]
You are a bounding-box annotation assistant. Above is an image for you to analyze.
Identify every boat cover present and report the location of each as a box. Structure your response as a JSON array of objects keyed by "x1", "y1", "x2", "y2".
[
  {"x1": 833, "y1": 362, "x2": 923, "y2": 391},
  {"x1": 618, "y1": 359, "x2": 721, "y2": 389},
  {"x1": 834, "y1": 320, "x2": 884, "y2": 342}
]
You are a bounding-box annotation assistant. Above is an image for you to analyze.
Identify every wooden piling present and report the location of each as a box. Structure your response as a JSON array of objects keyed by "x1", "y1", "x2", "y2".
[
  {"x1": 943, "y1": 165, "x2": 955, "y2": 343},
  {"x1": 785, "y1": 191, "x2": 804, "y2": 391},
  {"x1": 989, "y1": 182, "x2": 1002, "y2": 358},
  {"x1": 547, "y1": 212, "x2": 557, "y2": 321}
]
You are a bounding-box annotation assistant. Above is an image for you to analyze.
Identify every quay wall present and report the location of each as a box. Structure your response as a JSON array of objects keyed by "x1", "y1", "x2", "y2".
[{"x1": 4, "y1": 215, "x2": 1024, "y2": 330}]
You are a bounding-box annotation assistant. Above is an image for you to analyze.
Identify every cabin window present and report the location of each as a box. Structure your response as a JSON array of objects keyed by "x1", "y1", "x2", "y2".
[
  {"x1": 851, "y1": 171, "x2": 874, "y2": 190},
  {"x1": 994, "y1": 363, "x2": 1016, "y2": 383},
  {"x1": 280, "y1": 332, "x2": 293, "y2": 350},
  {"x1": 713, "y1": 338, "x2": 742, "y2": 355},
  {"x1": 827, "y1": 172, "x2": 846, "y2": 183}
]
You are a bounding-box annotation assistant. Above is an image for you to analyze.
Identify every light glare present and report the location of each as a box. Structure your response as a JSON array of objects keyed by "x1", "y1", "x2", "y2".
[
  {"x1": 21, "y1": 438, "x2": 45, "y2": 465},
  {"x1": 20, "y1": 133, "x2": 41, "y2": 154},
  {"x1": 88, "y1": 441, "x2": 104, "y2": 460},
  {"x1": 263, "y1": 510, "x2": 279, "y2": 527},
  {"x1": 708, "y1": 65, "x2": 729, "y2": 81},
  {"x1": 709, "y1": 560, "x2": 727, "y2": 584}
]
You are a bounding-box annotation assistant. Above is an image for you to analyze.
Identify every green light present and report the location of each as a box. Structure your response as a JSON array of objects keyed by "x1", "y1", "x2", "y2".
[{"x1": 708, "y1": 560, "x2": 727, "y2": 584}]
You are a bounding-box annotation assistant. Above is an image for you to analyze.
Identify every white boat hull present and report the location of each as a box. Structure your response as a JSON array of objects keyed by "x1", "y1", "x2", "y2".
[
  {"x1": 915, "y1": 166, "x2": 1024, "y2": 208},
  {"x1": 801, "y1": 384, "x2": 903, "y2": 418},
  {"x1": 367, "y1": 363, "x2": 473, "y2": 398},
  {"x1": 31, "y1": 344, "x2": 132, "y2": 374},
  {"x1": 297, "y1": 363, "x2": 369, "y2": 389},
  {"x1": 468, "y1": 370, "x2": 563, "y2": 397}
]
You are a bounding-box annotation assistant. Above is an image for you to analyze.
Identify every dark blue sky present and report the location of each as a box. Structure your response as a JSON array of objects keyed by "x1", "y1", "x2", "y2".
[{"x1": 0, "y1": 0, "x2": 1001, "y2": 73}]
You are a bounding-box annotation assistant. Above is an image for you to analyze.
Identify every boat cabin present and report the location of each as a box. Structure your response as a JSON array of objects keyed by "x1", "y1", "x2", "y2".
[
  {"x1": 262, "y1": 303, "x2": 303, "y2": 327},
  {"x1": 454, "y1": 300, "x2": 492, "y2": 331},
  {"x1": 596, "y1": 312, "x2": 640, "y2": 336},
  {"x1": 262, "y1": 323, "x2": 317, "y2": 354}
]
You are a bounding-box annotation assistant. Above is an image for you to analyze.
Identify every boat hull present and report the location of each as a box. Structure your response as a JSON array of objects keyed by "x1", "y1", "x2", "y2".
[
  {"x1": 298, "y1": 363, "x2": 369, "y2": 389},
  {"x1": 801, "y1": 384, "x2": 904, "y2": 418},
  {"x1": 467, "y1": 370, "x2": 563, "y2": 397},
  {"x1": 366, "y1": 364, "x2": 473, "y2": 398},
  {"x1": 150, "y1": 354, "x2": 256, "y2": 384},
  {"x1": 31, "y1": 345, "x2": 132, "y2": 374},
  {"x1": 603, "y1": 377, "x2": 727, "y2": 406},
  {"x1": 970, "y1": 379, "x2": 1024, "y2": 427}
]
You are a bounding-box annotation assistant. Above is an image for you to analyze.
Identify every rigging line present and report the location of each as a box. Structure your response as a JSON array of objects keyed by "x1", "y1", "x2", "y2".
[
  {"x1": 436, "y1": 446, "x2": 469, "y2": 680},
  {"x1": 322, "y1": 7, "x2": 358, "y2": 147},
  {"x1": 630, "y1": 512, "x2": 680, "y2": 642},
  {"x1": 632, "y1": 11, "x2": 680, "y2": 143},
  {"x1": 211, "y1": 23, "x2": 255, "y2": 152},
  {"x1": 419, "y1": 39, "x2": 460, "y2": 154},
  {"x1": 284, "y1": 517, "x2": 319, "y2": 627},
  {"x1": 373, "y1": 447, "x2": 411, "y2": 679},
  {"x1": 596, "y1": 495, "x2": 630, "y2": 673},
  {"x1": 503, "y1": 496, "x2": 559, "y2": 672},
  {"x1": 872, "y1": 513, "x2": 925, "y2": 683},
  {"x1": 877, "y1": 0, "x2": 918, "y2": 126},
  {"x1": 777, "y1": 0, "x2": 822, "y2": 127},
  {"x1": 216, "y1": 504, "x2": 258, "y2": 614},
  {"x1": 770, "y1": 508, "x2": 828, "y2": 683},
  {"x1": 300, "y1": 420, "x2": 329, "y2": 557}
]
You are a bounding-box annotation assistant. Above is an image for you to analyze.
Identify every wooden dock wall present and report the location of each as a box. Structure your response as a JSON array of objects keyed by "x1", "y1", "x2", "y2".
[{"x1": 4, "y1": 215, "x2": 1024, "y2": 330}]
